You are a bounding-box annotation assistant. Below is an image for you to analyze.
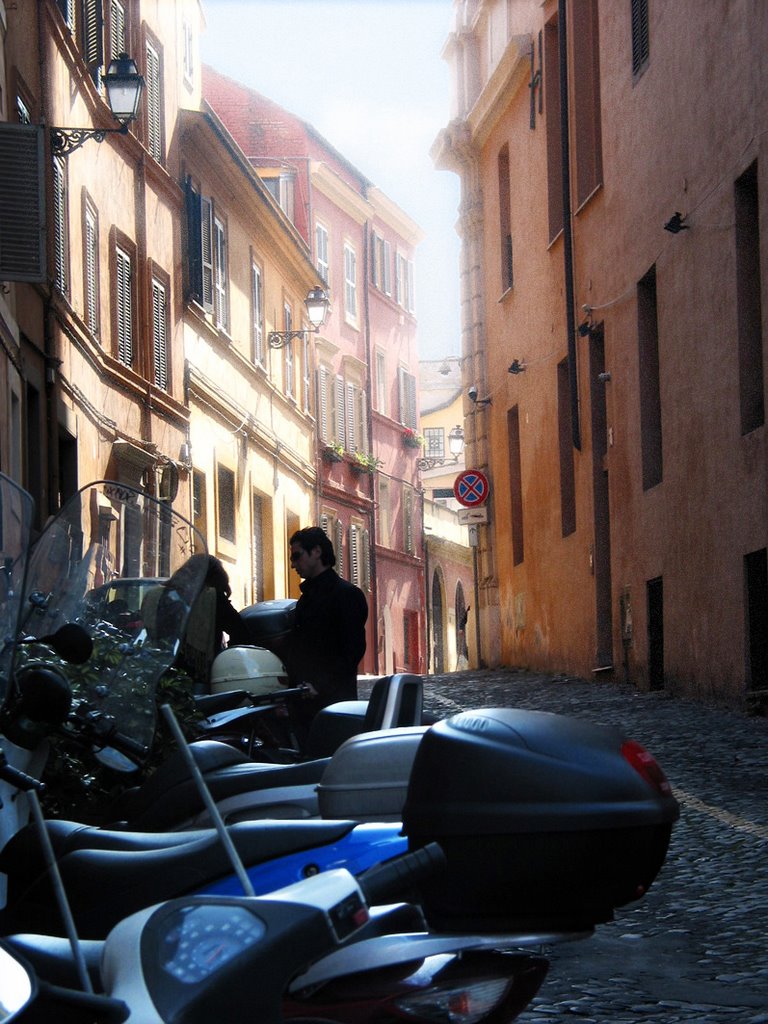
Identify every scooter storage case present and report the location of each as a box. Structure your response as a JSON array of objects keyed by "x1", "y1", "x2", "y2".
[
  {"x1": 317, "y1": 727, "x2": 426, "y2": 821},
  {"x1": 240, "y1": 599, "x2": 296, "y2": 649},
  {"x1": 402, "y1": 708, "x2": 679, "y2": 933}
]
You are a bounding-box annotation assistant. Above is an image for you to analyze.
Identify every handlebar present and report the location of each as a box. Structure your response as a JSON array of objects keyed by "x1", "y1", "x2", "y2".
[{"x1": 356, "y1": 842, "x2": 446, "y2": 905}]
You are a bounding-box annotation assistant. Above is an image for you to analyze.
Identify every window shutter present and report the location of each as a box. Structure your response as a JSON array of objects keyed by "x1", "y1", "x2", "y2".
[
  {"x1": 382, "y1": 240, "x2": 391, "y2": 295},
  {"x1": 335, "y1": 520, "x2": 344, "y2": 577},
  {"x1": 398, "y1": 367, "x2": 417, "y2": 428},
  {"x1": 0, "y1": 124, "x2": 45, "y2": 282},
  {"x1": 82, "y1": 0, "x2": 104, "y2": 73},
  {"x1": 146, "y1": 42, "x2": 163, "y2": 161},
  {"x1": 85, "y1": 208, "x2": 98, "y2": 335},
  {"x1": 631, "y1": 0, "x2": 649, "y2": 75},
  {"x1": 252, "y1": 493, "x2": 264, "y2": 603},
  {"x1": 109, "y1": 0, "x2": 126, "y2": 58},
  {"x1": 116, "y1": 247, "x2": 133, "y2": 366},
  {"x1": 152, "y1": 278, "x2": 168, "y2": 390},
  {"x1": 346, "y1": 382, "x2": 356, "y2": 450},
  {"x1": 200, "y1": 196, "x2": 213, "y2": 311},
  {"x1": 370, "y1": 230, "x2": 379, "y2": 287},
  {"x1": 350, "y1": 524, "x2": 360, "y2": 587},
  {"x1": 52, "y1": 156, "x2": 68, "y2": 294},
  {"x1": 335, "y1": 375, "x2": 346, "y2": 447},
  {"x1": 184, "y1": 178, "x2": 203, "y2": 302},
  {"x1": 318, "y1": 365, "x2": 330, "y2": 441}
]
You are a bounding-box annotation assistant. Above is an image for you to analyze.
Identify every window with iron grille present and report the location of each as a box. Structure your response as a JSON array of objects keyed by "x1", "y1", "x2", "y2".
[
  {"x1": 115, "y1": 246, "x2": 133, "y2": 366},
  {"x1": 84, "y1": 200, "x2": 100, "y2": 338},
  {"x1": 424, "y1": 427, "x2": 445, "y2": 459},
  {"x1": 631, "y1": 0, "x2": 649, "y2": 78},
  {"x1": 152, "y1": 276, "x2": 169, "y2": 391}
]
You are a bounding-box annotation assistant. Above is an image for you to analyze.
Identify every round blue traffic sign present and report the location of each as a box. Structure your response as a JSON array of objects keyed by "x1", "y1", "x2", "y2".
[{"x1": 454, "y1": 469, "x2": 490, "y2": 507}]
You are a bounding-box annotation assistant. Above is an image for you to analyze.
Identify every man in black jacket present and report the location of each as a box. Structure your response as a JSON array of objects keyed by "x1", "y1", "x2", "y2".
[{"x1": 285, "y1": 527, "x2": 368, "y2": 728}]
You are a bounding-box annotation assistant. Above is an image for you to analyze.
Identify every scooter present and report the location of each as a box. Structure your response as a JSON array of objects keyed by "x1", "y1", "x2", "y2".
[
  {"x1": 0, "y1": 474, "x2": 679, "y2": 1007},
  {"x1": 0, "y1": 473, "x2": 555, "y2": 1024}
]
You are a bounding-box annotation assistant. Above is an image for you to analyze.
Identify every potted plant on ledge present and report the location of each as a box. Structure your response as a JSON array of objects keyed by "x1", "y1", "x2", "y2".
[
  {"x1": 351, "y1": 450, "x2": 382, "y2": 474},
  {"x1": 322, "y1": 441, "x2": 345, "y2": 463},
  {"x1": 402, "y1": 427, "x2": 424, "y2": 450}
]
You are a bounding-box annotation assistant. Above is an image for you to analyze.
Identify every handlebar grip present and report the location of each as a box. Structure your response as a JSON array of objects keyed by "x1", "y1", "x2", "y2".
[
  {"x1": 105, "y1": 731, "x2": 148, "y2": 761},
  {"x1": 356, "y1": 842, "x2": 446, "y2": 906},
  {"x1": 0, "y1": 759, "x2": 45, "y2": 793}
]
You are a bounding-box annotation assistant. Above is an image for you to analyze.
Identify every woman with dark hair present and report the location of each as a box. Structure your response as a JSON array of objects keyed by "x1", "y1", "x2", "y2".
[{"x1": 145, "y1": 554, "x2": 249, "y2": 688}]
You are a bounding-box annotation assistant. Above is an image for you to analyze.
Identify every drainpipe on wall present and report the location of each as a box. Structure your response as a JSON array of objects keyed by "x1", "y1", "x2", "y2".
[
  {"x1": 558, "y1": 0, "x2": 581, "y2": 451},
  {"x1": 361, "y1": 219, "x2": 380, "y2": 672}
]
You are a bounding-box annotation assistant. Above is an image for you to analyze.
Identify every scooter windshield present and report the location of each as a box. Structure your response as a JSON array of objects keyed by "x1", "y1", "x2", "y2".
[
  {"x1": 0, "y1": 472, "x2": 35, "y2": 702},
  {"x1": 19, "y1": 481, "x2": 206, "y2": 758}
]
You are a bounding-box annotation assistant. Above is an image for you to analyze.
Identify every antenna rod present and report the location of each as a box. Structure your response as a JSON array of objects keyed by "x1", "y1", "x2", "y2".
[{"x1": 160, "y1": 704, "x2": 256, "y2": 897}]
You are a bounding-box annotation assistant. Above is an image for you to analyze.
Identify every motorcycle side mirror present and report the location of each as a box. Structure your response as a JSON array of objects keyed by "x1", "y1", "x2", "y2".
[
  {"x1": 37, "y1": 623, "x2": 94, "y2": 664},
  {"x1": 0, "y1": 942, "x2": 36, "y2": 1019}
]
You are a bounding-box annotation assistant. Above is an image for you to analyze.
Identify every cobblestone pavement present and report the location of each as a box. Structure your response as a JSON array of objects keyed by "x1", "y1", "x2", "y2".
[{"x1": 421, "y1": 669, "x2": 768, "y2": 1024}]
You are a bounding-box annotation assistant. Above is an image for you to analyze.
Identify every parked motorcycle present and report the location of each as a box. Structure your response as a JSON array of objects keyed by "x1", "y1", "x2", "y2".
[{"x1": 0, "y1": 472, "x2": 680, "y2": 1024}]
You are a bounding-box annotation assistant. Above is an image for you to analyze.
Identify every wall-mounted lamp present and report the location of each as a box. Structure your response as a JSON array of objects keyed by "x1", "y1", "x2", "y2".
[
  {"x1": 664, "y1": 211, "x2": 689, "y2": 234},
  {"x1": 468, "y1": 385, "x2": 491, "y2": 407},
  {"x1": 417, "y1": 424, "x2": 464, "y2": 471},
  {"x1": 508, "y1": 359, "x2": 526, "y2": 374},
  {"x1": 268, "y1": 287, "x2": 330, "y2": 349},
  {"x1": 50, "y1": 54, "x2": 145, "y2": 157}
]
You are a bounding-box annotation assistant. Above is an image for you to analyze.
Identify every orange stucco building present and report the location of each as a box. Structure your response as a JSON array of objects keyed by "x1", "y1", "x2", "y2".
[{"x1": 434, "y1": 0, "x2": 767, "y2": 706}]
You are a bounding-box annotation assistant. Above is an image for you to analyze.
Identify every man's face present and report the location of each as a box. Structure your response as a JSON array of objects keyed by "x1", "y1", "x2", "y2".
[{"x1": 290, "y1": 542, "x2": 324, "y2": 580}]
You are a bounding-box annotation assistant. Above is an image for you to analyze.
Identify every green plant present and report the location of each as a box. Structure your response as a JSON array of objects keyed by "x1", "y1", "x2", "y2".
[
  {"x1": 402, "y1": 428, "x2": 424, "y2": 448},
  {"x1": 352, "y1": 450, "x2": 382, "y2": 472}
]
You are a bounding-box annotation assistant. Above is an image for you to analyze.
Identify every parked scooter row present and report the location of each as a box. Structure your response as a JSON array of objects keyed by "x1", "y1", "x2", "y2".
[{"x1": 0, "y1": 474, "x2": 680, "y2": 1022}]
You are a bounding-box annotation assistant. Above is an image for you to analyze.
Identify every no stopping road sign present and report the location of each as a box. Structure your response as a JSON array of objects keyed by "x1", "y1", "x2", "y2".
[{"x1": 454, "y1": 469, "x2": 490, "y2": 507}]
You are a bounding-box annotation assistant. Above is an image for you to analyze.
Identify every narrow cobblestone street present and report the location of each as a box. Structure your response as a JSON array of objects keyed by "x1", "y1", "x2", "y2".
[{"x1": 421, "y1": 670, "x2": 768, "y2": 1023}]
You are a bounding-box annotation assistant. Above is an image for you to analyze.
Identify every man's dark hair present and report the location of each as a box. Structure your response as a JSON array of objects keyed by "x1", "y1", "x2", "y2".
[{"x1": 290, "y1": 526, "x2": 336, "y2": 568}]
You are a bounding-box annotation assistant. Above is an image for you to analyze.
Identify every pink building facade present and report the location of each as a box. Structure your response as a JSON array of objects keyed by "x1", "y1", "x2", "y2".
[{"x1": 203, "y1": 67, "x2": 426, "y2": 675}]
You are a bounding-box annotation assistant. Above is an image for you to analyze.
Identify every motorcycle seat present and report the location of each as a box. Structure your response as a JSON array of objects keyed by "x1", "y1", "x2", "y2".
[{"x1": 0, "y1": 818, "x2": 358, "y2": 939}]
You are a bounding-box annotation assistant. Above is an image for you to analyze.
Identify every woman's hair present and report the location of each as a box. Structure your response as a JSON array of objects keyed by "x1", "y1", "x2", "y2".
[
  {"x1": 167, "y1": 553, "x2": 231, "y2": 599},
  {"x1": 290, "y1": 526, "x2": 336, "y2": 568}
]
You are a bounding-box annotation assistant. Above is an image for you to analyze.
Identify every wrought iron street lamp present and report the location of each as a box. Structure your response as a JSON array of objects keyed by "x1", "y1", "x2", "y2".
[
  {"x1": 268, "y1": 287, "x2": 331, "y2": 349},
  {"x1": 418, "y1": 424, "x2": 465, "y2": 471},
  {"x1": 50, "y1": 54, "x2": 145, "y2": 157}
]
